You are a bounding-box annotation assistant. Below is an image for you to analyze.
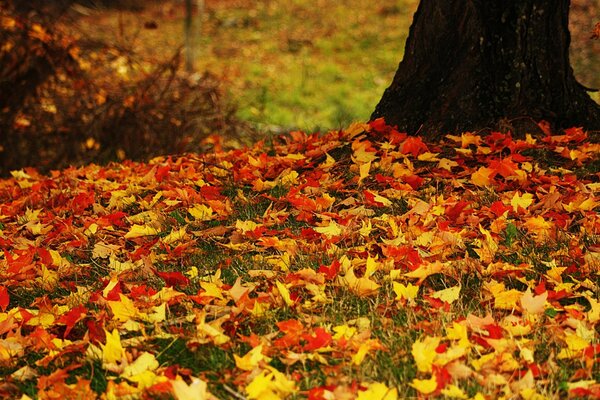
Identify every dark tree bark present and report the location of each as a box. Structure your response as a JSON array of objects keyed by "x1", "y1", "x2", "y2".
[{"x1": 371, "y1": 0, "x2": 600, "y2": 136}]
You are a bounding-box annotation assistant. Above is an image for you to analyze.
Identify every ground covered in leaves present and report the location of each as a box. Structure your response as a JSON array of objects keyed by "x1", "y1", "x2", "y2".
[{"x1": 0, "y1": 121, "x2": 599, "y2": 399}]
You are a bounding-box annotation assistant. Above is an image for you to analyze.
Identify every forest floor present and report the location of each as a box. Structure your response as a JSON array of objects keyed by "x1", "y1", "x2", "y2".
[
  {"x1": 70, "y1": 0, "x2": 599, "y2": 133},
  {"x1": 0, "y1": 121, "x2": 598, "y2": 399}
]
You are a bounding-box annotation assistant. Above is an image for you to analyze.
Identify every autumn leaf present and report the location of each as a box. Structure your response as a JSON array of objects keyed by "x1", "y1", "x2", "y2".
[
  {"x1": 357, "y1": 382, "x2": 398, "y2": 400},
  {"x1": 0, "y1": 286, "x2": 9, "y2": 312},
  {"x1": 245, "y1": 367, "x2": 296, "y2": 400},
  {"x1": 412, "y1": 336, "x2": 441, "y2": 373},
  {"x1": 410, "y1": 375, "x2": 437, "y2": 395}
]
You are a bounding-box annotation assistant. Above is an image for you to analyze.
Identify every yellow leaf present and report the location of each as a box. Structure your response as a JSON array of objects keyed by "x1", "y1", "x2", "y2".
[
  {"x1": 108, "y1": 294, "x2": 139, "y2": 322},
  {"x1": 441, "y1": 384, "x2": 468, "y2": 399},
  {"x1": 314, "y1": 221, "x2": 343, "y2": 238},
  {"x1": 558, "y1": 332, "x2": 590, "y2": 359},
  {"x1": 188, "y1": 204, "x2": 214, "y2": 221},
  {"x1": 279, "y1": 170, "x2": 299, "y2": 187},
  {"x1": 446, "y1": 322, "x2": 470, "y2": 349},
  {"x1": 510, "y1": 192, "x2": 534, "y2": 213},
  {"x1": 392, "y1": 282, "x2": 419, "y2": 303},
  {"x1": 122, "y1": 352, "x2": 159, "y2": 388},
  {"x1": 358, "y1": 161, "x2": 371, "y2": 185},
  {"x1": 412, "y1": 336, "x2": 441, "y2": 373},
  {"x1": 437, "y1": 158, "x2": 459, "y2": 172},
  {"x1": 246, "y1": 367, "x2": 296, "y2": 400},
  {"x1": 236, "y1": 220, "x2": 262, "y2": 233},
  {"x1": 357, "y1": 382, "x2": 398, "y2": 400},
  {"x1": 471, "y1": 167, "x2": 494, "y2": 187},
  {"x1": 359, "y1": 220, "x2": 372, "y2": 237},
  {"x1": 275, "y1": 281, "x2": 294, "y2": 307},
  {"x1": 124, "y1": 224, "x2": 160, "y2": 239},
  {"x1": 341, "y1": 267, "x2": 380, "y2": 296},
  {"x1": 352, "y1": 339, "x2": 382, "y2": 365},
  {"x1": 430, "y1": 285, "x2": 461, "y2": 304},
  {"x1": 332, "y1": 324, "x2": 357, "y2": 340},
  {"x1": 523, "y1": 216, "x2": 553, "y2": 238},
  {"x1": 410, "y1": 375, "x2": 437, "y2": 395},
  {"x1": 235, "y1": 344, "x2": 271, "y2": 371},
  {"x1": 162, "y1": 227, "x2": 188, "y2": 245},
  {"x1": 171, "y1": 377, "x2": 212, "y2": 400},
  {"x1": 102, "y1": 329, "x2": 124, "y2": 365},
  {"x1": 200, "y1": 282, "x2": 224, "y2": 299},
  {"x1": 404, "y1": 261, "x2": 443, "y2": 283}
]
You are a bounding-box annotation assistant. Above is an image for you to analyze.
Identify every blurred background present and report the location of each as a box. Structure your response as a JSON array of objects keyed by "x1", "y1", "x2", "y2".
[{"x1": 1, "y1": 0, "x2": 598, "y2": 174}]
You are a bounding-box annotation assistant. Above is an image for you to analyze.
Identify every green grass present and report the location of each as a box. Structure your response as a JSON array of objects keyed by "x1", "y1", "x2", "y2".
[{"x1": 71, "y1": 0, "x2": 418, "y2": 132}]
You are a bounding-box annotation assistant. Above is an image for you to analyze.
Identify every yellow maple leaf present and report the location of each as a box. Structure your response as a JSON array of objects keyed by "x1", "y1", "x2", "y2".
[
  {"x1": 404, "y1": 261, "x2": 444, "y2": 283},
  {"x1": 171, "y1": 377, "x2": 212, "y2": 400},
  {"x1": 236, "y1": 220, "x2": 262, "y2": 234},
  {"x1": 234, "y1": 344, "x2": 271, "y2": 371},
  {"x1": 246, "y1": 367, "x2": 296, "y2": 400},
  {"x1": 510, "y1": 192, "x2": 534, "y2": 213},
  {"x1": 357, "y1": 382, "x2": 398, "y2": 400},
  {"x1": 437, "y1": 158, "x2": 459, "y2": 172},
  {"x1": 314, "y1": 221, "x2": 343, "y2": 238},
  {"x1": 358, "y1": 161, "x2": 371, "y2": 185},
  {"x1": 162, "y1": 227, "x2": 188, "y2": 245},
  {"x1": 471, "y1": 167, "x2": 494, "y2": 187},
  {"x1": 441, "y1": 385, "x2": 467, "y2": 399},
  {"x1": 446, "y1": 322, "x2": 470, "y2": 349},
  {"x1": 108, "y1": 294, "x2": 139, "y2": 322},
  {"x1": 102, "y1": 329, "x2": 124, "y2": 365},
  {"x1": 392, "y1": 282, "x2": 419, "y2": 303},
  {"x1": 122, "y1": 352, "x2": 159, "y2": 388},
  {"x1": 430, "y1": 285, "x2": 461, "y2": 304},
  {"x1": 412, "y1": 336, "x2": 441, "y2": 373},
  {"x1": 124, "y1": 224, "x2": 160, "y2": 239},
  {"x1": 341, "y1": 267, "x2": 380, "y2": 296},
  {"x1": 410, "y1": 375, "x2": 437, "y2": 395},
  {"x1": 188, "y1": 204, "x2": 214, "y2": 222},
  {"x1": 275, "y1": 281, "x2": 294, "y2": 307},
  {"x1": 352, "y1": 339, "x2": 383, "y2": 365},
  {"x1": 523, "y1": 216, "x2": 553, "y2": 239}
]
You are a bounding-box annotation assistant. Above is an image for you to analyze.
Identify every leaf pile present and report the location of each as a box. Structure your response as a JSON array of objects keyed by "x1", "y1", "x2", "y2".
[{"x1": 0, "y1": 120, "x2": 599, "y2": 399}]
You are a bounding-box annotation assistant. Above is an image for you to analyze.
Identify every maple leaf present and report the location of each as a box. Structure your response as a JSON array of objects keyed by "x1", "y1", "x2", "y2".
[
  {"x1": 430, "y1": 285, "x2": 461, "y2": 304},
  {"x1": 101, "y1": 328, "x2": 125, "y2": 365},
  {"x1": 341, "y1": 267, "x2": 380, "y2": 296},
  {"x1": 392, "y1": 282, "x2": 419, "y2": 304},
  {"x1": 124, "y1": 223, "x2": 161, "y2": 239},
  {"x1": 357, "y1": 382, "x2": 398, "y2": 400},
  {"x1": 510, "y1": 192, "x2": 534, "y2": 213},
  {"x1": 313, "y1": 220, "x2": 343, "y2": 238},
  {"x1": 245, "y1": 367, "x2": 297, "y2": 400},
  {"x1": 0, "y1": 286, "x2": 9, "y2": 312},
  {"x1": 471, "y1": 167, "x2": 495, "y2": 187},
  {"x1": 235, "y1": 344, "x2": 271, "y2": 371},
  {"x1": 122, "y1": 352, "x2": 159, "y2": 388},
  {"x1": 520, "y1": 290, "x2": 547, "y2": 315},
  {"x1": 171, "y1": 377, "x2": 213, "y2": 400},
  {"x1": 412, "y1": 336, "x2": 441, "y2": 373},
  {"x1": 410, "y1": 375, "x2": 437, "y2": 395}
]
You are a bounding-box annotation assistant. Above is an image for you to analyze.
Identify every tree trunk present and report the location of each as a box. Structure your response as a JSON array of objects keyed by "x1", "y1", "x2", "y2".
[{"x1": 371, "y1": 0, "x2": 600, "y2": 136}]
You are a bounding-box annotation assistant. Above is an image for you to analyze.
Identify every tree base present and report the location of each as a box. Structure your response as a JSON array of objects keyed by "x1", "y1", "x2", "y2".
[{"x1": 371, "y1": 0, "x2": 600, "y2": 137}]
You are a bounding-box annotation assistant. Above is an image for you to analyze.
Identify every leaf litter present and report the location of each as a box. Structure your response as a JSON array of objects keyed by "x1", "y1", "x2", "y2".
[{"x1": 0, "y1": 120, "x2": 598, "y2": 399}]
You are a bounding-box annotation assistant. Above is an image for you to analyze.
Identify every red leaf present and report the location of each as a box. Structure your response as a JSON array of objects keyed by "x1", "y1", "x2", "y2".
[
  {"x1": 400, "y1": 136, "x2": 428, "y2": 157},
  {"x1": 368, "y1": 118, "x2": 387, "y2": 133},
  {"x1": 318, "y1": 260, "x2": 340, "y2": 280},
  {"x1": 154, "y1": 270, "x2": 190, "y2": 288},
  {"x1": 0, "y1": 286, "x2": 9, "y2": 312},
  {"x1": 57, "y1": 305, "x2": 88, "y2": 338},
  {"x1": 155, "y1": 165, "x2": 171, "y2": 182},
  {"x1": 303, "y1": 327, "x2": 332, "y2": 351}
]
